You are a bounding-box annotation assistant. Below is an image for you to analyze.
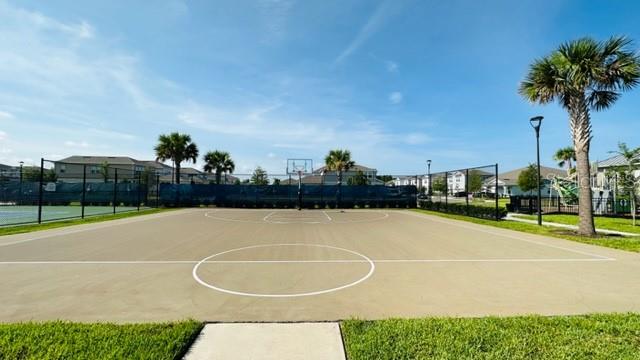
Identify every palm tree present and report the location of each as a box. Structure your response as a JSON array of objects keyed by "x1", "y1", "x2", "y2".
[
  {"x1": 203, "y1": 151, "x2": 235, "y2": 184},
  {"x1": 519, "y1": 36, "x2": 640, "y2": 236},
  {"x1": 553, "y1": 146, "x2": 576, "y2": 174},
  {"x1": 609, "y1": 142, "x2": 640, "y2": 226},
  {"x1": 154, "y1": 132, "x2": 199, "y2": 184},
  {"x1": 324, "y1": 149, "x2": 355, "y2": 185}
]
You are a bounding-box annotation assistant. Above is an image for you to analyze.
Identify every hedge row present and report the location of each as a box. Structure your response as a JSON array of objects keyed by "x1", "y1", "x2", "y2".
[{"x1": 419, "y1": 200, "x2": 506, "y2": 219}]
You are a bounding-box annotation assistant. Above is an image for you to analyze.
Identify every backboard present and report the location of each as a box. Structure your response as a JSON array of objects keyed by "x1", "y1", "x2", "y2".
[{"x1": 286, "y1": 159, "x2": 313, "y2": 175}]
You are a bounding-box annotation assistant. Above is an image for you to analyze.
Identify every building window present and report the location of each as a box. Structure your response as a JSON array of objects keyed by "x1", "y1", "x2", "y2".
[{"x1": 59, "y1": 164, "x2": 66, "y2": 173}]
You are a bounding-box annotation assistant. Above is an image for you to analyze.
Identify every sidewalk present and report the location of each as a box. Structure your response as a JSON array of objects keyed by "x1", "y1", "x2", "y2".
[
  {"x1": 506, "y1": 213, "x2": 640, "y2": 237},
  {"x1": 183, "y1": 322, "x2": 346, "y2": 360}
]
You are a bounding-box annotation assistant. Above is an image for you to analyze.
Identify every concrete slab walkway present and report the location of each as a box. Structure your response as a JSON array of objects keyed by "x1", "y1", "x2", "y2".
[
  {"x1": 183, "y1": 322, "x2": 346, "y2": 360},
  {"x1": 506, "y1": 213, "x2": 640, "y2": 237}
]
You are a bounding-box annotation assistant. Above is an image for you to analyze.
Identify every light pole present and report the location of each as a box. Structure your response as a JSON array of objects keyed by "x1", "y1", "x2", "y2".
[
  {"x1": 427, "y1": 160, "x2": 432, "y2": 197},
  {"x1": 19, "y1": 161, "x2": 24, "y2": 205},
  {"x1": 529, "y1": 116, "x2": 543, "y2": 226}
]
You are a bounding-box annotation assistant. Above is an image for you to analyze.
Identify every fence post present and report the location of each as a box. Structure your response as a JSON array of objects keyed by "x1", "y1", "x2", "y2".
[
  {"x1": 136, "y1": 172, "x2": 141, "y2": 211},
  {"x1": 37, "y1": 158, "x2": 44, "y2": 224},
  {"x1": 494, "y1": 164, "x2": 499, "y2": 220},
  {"x1": 112, "y1": 168, "x2": 118, "y2": 214},
  {"x1": 81, "y1": 164, "x2": 87, "y2": 219},
  {"x1": 465, "y1": 169, "x2": 469, "y2": 215},
  {"x1": 156, "y1": 175, "x2": 160, "y2": 208}
]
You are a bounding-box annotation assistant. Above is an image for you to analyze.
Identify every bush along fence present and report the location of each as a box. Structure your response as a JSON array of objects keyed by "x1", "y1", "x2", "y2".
[
  {"x1": 418, "y1": 164, "x2": 504, "y2": 220},
  {"x1": 0, "y1": 158, "x2": 160, "y2": 226}
]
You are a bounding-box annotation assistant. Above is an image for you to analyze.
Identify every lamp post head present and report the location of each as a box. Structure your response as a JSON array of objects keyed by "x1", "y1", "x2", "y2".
[
  {"x1": 19, "y1": 161, "x2": 24, "y2": 167},
  {"x1": 427, "y1": 159, "x2": 431, "y2": 166},
  {"x1": 529, "y1": 116, "x2": 543, "y2": 132}
]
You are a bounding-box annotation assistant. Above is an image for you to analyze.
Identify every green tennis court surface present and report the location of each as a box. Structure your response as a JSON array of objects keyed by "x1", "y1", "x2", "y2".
[{"x1": 0, "y1": 205, "x2": 140, "y2": 225}]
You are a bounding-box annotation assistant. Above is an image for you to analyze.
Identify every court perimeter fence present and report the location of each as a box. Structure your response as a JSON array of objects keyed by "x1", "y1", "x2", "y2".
[
  {"x1": 0, "y1": 159, "x2": 160, "y2": 226},
  {"x1": 158, "y1": 172, "x2": 419, "y2": 209},
  {"x1": 419, "y1": 164, "x2": 505, "y2": 220}
]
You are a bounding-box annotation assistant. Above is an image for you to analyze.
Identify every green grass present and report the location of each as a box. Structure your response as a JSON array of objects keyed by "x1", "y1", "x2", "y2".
[
  {"x1": 512, "y1": 213, "x2": 640, "y2": 234},
  {"x1": 470, "y1": 198, "x2": 510, "y2": 208},
  {"x1": 0, "y1": 320, "x2": 203, "y2": 360},
  {"x1": 411, "y1": 209, "x2": 640, "y2": 252},
  {"x1": 0, "y1": 208, "x2": 173, "y2": 237},
  {"x1": 342, "y1": 313, "x2": 640, "y2": 360}
]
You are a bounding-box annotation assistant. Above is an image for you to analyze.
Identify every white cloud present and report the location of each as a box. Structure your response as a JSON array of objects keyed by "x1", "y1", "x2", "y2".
[
  {"x1": 389, "y1": 91, "x2": 403, "y2": 104},
  {"x1": 64, "y1": 140, "x2": 89, "y2": 148},
  {"x1": 267, "y1": 152, "x2": 276, "y2": 158},
  {"x1": 334, "y1": 0, "x2": 405, "y2": 65},
  {"x1": 386, "y1": 61, "x2": 398, "y2": 73},
  {"x1": 0, "y1": 130, "x2": 6, "y2": 140},
  {"x1": 0, "y1": 111, "x2": 14, "y2": 120},
  {"x1": 404, "y1": 132, "x2": 428, "y2": 145}
]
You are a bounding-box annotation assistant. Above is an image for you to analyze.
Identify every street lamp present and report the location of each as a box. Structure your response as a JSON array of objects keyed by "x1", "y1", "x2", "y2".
[
  {"x1": 19, "y1": 161, "x2": 24, "y2": 205},
  {"x1": 426, "y1": 160, "x2": 432, "y2": 197},
  {"x1": 529, "y1": 116, "x2": 543, "y2": 226}
]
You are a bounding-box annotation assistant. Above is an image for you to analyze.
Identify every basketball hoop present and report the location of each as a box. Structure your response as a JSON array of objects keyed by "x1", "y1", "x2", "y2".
[{"x1": 287, "y1": 159, "x2": 313, "y2": 210}]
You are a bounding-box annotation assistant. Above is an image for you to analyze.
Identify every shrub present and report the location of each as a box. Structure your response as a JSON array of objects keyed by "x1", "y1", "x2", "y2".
[{"x1": 419, "y1": 200, "x2": 506, "y2": 219}]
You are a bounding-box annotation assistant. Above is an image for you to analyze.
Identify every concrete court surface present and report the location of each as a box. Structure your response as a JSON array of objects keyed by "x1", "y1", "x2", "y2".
[
  {"x1": 1, "y1": 208, "x2": 639, "y2": 322},
  {"x1": 183, "y1": 322, "x2": 345, "y2": 360}
]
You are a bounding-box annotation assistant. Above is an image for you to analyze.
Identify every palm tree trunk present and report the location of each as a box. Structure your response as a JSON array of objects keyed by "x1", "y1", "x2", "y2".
[
  {"x1": 175, "y1": 163, "x2": 181, "y2": 185},
  {"x1": 570, "y1": 96, "x2": 595, "y2": 236},
  {"x1": 216, "y1": 171, "x2": 221, "y2": 185}
]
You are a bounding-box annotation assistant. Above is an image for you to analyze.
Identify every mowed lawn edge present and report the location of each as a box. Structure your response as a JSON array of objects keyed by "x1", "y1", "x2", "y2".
[
  {"x1": 0, "y1": 320, "x2": 203, "y2": 360},
  {"x1": 0, "y1": 208, "x2": 176, "y2": 237},
  {"x1": 341, "y1": 313, "x2": 640, "y2": 359},
  {"x1": 511, "y1": 213, "x2": 640, "y2": 235},
  {"x1": 410, "y1": 209, "x2": 640, "y2": 253}
]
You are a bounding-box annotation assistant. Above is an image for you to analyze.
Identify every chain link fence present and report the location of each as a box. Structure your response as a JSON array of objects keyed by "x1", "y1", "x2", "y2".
[
  {"x1": 418, "y1": 164, "x2": 505, "y2": 220},
  {"x1": 0, "y1": 159, "x2": 159, "y2": 226}
]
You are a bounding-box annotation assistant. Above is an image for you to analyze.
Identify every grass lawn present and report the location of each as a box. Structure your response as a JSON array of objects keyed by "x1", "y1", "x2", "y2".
[
  {"x1": 0, "y1": 320, "x2": 202, "y2": 360},
  {"x1": 342, "y1": 314, "x2": 640, "y2": 360},
  {"x1": 0, "y1": 208, "x2": 173, "y2": 237},
  {"x1": 512, "y1": 213, "x2": 640, "y2": 235},
  {"x1": 411, "y1": 209, "x2": 640, "y2": 252}
]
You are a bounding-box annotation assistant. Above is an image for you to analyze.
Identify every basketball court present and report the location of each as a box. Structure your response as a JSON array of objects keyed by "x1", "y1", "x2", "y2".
[{"x1": 1, "y1": 208, "x2": 639, "y2": 322}]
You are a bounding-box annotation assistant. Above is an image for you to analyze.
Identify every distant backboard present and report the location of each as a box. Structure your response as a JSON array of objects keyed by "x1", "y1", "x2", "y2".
[{"x1": 286, "y1": 159, "x2": 313, "y2": 175}]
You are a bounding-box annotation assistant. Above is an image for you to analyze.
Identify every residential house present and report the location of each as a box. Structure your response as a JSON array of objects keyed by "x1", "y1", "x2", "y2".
[
  {"x1": 483, "y1": 166, "x2": 565, "y2": 197},
  {"x1": 311, "y1": 164, "x2": 383, "y2": 185},
  {"x1": 592, "y1": 153, "x2": 640, "y2": 192}
]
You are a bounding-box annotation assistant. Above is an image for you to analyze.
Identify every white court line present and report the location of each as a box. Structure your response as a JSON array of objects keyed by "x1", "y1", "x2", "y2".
[
  {"x1": 322, "y1": 211, "x2": 332, "y2": 221},
  {"x1": 262, "y1": 212, "x2": 275, "y2": 222},
  {"x1": 0, "y1": 209, "x2": 200, "y2": 248},
  {"x1": 399, "y1": 211, "x2": 615, "y2": 260},
  {"x1": 0, "y1": 258, "x2": 614, "y2": 265}
]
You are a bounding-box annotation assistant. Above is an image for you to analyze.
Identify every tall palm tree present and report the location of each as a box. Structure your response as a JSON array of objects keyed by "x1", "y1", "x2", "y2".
[
  {"x1": 324, "y1": 149, "x2": 355, "y2": 185},
  {"x1": 154, "y1": 132, "x2": 199, "y2": 184},
  {"x1": 203, "y1": 150, "x2": 235, "y2": 184},
  {"x1": 519, "y1": 36, "x2": 640, "y2": 236},
  {"x1": 553, "y1": 146, "x2": 576, "y2": 173}
]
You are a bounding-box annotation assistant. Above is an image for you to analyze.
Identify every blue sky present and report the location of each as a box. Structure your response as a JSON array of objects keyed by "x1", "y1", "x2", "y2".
[{"x1": 0, "y1": 0, "x2": 639, "y2": 175}]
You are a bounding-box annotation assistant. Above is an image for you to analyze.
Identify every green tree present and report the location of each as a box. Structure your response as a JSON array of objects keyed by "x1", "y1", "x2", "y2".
[
  {"x1": 154, "y1": 132, "x2": 199, "y2": 185},
  {"x1": 203, "y1": 151, "x2": 235, "y2": 184},
  {"x1": 468, "y1": 170, "x2": 483, "y2": 194},
  {"x1": 22, "y1": 167, "x2": 57, "y2": 182},
  {"x1": 272, "y1": 178, "x2": 281, "y2": 186},
  {"x1": 518, "y1": 164, "x2": 544, "y2": 195},
  {"x1": 99, "y1": 161, "x2": 110, "y2": 183},
  {"x1": 432, "y1": 177, "x2": 447, "y2": 194},
  {"x1": 250, "y1": 166, "x2": 269, "y2": 185},
  {"x1": 324, "y1": 149, "x2": 355, "y2": 185},
  {"x1": 376, "y1": 175, "x2": 393, "y2": 183},
  {"x1": 609, "y1": 142, "x2": 640, "y2": 226},
  {"x1": 347, "y1": 170, "x2": 370, "y2": 185},
  {"x1": 553, "y1": 146, "x2": 576, "y2": 174},
  {"x1": 520, "y1": 36, "x2": 640, "y2": 236}
]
